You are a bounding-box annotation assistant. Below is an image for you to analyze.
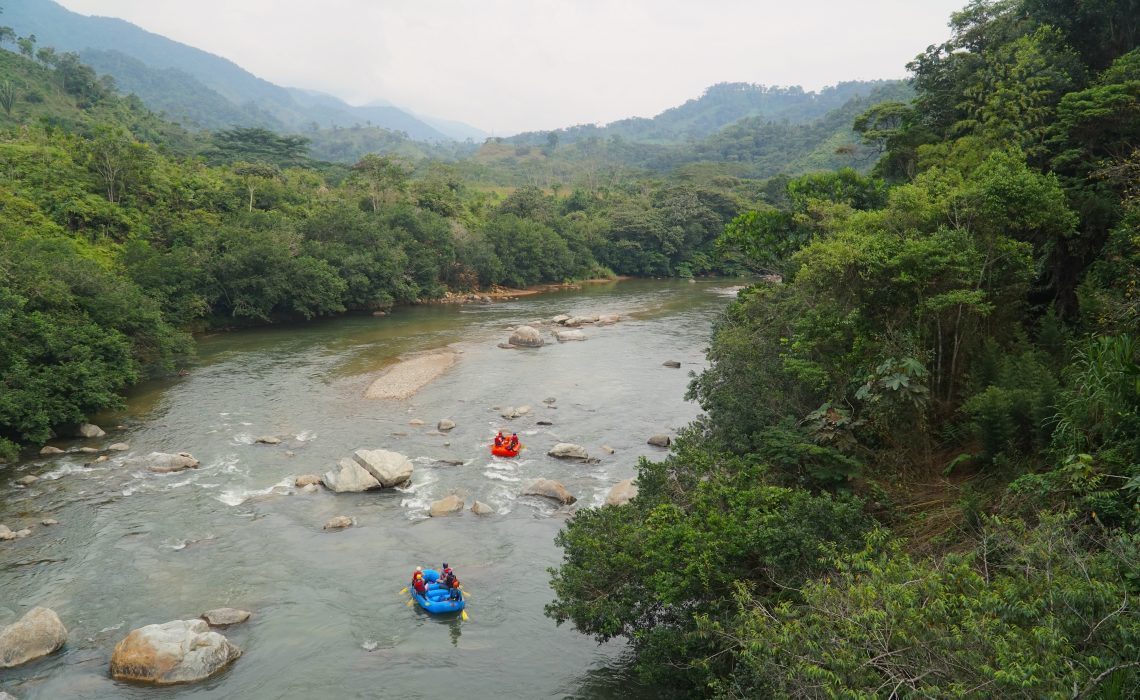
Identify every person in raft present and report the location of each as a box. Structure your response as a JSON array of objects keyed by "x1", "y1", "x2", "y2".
[
  {"x1": 411, "y1": 566, "x2": 427, "y2": 596},
  {"x1": 493, "y1": 431, "x2": 505, "y2": 448},
  {"x1": 440, "y1": 563, "x2": 462, "y2": 601},
  {"x1": 507, "y1": 433, "x2": 520, "y2": 451}
]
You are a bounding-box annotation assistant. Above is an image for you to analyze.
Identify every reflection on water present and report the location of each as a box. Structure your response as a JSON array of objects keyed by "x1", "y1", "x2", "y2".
[{"x1": 0, "y1": 279, "x2": 743, "y2": 699}]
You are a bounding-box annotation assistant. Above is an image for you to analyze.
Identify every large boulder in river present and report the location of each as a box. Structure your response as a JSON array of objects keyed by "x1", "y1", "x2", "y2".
[
  {"x1": 605, "y1": 479, "x2": 639, "y2": 507},
  {"x1": 143, "y1": 452, "x2": 200, "y2": 474},
  {"x1": 647, "y1": 435, "x2": 672, "y2": 448},
  {"x1": 77, "y1": 423, "x2": 105, "y2": 438},
  {"x1": 508, "y1": 325, "x2": 544, "y2": 348},
  {"x1": 0, "y1": 607, "x2": 68, "y2": 668},
  {"x1": 523, "y1": 479, "x2": 576, "y2": 505},
  {"x1": 38, "y1": 446, "x2": 64, "y2": 456},
  {"x1": 109, "y1": 619, "x2": 241, "y2": 685},
  {"x1": 352, "y1": 449, "x2": 413, "y2": 488},
  {"x1": 429, "y1": 495, "x2": 464, "y2": 517},
  {"x1": 548, "y1": 443, "x2": 589, "y2": 460},
  {"x1": 321, "y1": 458, "x2": 381, "y2": 493}
]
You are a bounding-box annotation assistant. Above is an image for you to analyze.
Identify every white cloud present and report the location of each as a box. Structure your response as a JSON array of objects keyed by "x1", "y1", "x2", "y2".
[{"x1": 55, "y1": 0, "x2": 964, "y2": 134}]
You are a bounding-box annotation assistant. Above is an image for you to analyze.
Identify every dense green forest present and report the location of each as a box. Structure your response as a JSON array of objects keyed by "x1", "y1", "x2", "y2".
[
  {"x1": 547, "y1": 0, "x2": 1140, "y2": 697},
  {"x1": 0, "y1": 27, "x2": 767, "y2": 458}
]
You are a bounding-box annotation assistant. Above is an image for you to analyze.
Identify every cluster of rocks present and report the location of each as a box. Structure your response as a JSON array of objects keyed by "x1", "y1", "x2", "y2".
[
  {"x1": 320, "y1": 449, "x2": 413, "y2": 493},
  {"x1": 427, "y1": 495, "x2": 495, "y2": 517},
  {"x1": 37, "y1": 423, "x2": 130, "y2": 458},
  {"x1": 0, "y1": 605, "x2": 253, "y2": 686},
  {"x1": 502, "y1": 312, "x2": 621, "y2": 348}
]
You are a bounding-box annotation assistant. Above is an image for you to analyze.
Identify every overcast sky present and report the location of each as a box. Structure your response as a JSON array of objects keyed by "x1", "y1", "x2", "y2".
[{"x1": 55, "y1": 0, "x2": 965, "y2": 135}]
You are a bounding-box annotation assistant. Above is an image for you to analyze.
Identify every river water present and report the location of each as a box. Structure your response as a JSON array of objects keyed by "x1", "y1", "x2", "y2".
[{"x1": 1, "y1": 279, "x2": 740, "y2": 699}]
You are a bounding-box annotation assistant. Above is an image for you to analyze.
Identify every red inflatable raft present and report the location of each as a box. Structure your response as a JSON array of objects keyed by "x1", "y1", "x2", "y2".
[{"x1": 490, "y1": 445, "x2": 520, "y2": 458}]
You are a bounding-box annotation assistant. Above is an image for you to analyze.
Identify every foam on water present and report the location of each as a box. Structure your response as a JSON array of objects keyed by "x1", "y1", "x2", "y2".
[{"x1": 215, "y1": 477, "x2": 292, "y2": 506}]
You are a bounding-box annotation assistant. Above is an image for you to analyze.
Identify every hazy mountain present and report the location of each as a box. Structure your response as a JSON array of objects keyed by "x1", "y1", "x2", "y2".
[
  {"x1": 1, "y1": 0, "x2": 481, "y2": 140},
  {"x1": 505, "y1": 80, "x2": 899, "y2": 147}
]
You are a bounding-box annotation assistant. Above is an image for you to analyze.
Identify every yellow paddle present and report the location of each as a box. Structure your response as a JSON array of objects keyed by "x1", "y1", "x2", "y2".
[
  {"x1": 399, "y1": 586, "x2": 408, "y2": 595},
  {"x1": 461, "y1": 609, "x2": 469, "y2": 621}
]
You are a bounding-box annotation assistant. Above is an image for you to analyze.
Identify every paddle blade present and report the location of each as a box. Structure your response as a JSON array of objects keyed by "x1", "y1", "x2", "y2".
[
  {"x1": 461, "y1": 610, "x2": 469, "y2": 621},
  {"x1": 399, "y1": 587, "x2": 408, "y2": 595},
  {"x1": 406, "y1": 599, "x2": 415, "y2": 607}
]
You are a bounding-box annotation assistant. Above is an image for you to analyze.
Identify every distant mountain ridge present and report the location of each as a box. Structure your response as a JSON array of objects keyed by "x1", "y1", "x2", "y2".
[
  {"x1": 504, "y1": 80, "x2": 899, "y2": 147},
  {"x1": 1, "y1": 0, "x2": 485, "y2": 140}
]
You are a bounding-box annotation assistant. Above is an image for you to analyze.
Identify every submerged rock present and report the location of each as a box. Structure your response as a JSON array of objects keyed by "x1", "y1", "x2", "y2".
[
  {"x1": 295, "y1": 474, "x2": 321, "y2": 487},
  {"x1": 429, "y1": 495, "x2": 464, "y2": 517},
  {"x1": 254, "y1": 435, "x2": 281, "y2": 445},
  {"x1": 522, "y1": 479, "x2": 576, "y2": 505},
  {"x1": 0, "y1": 607, "x2": 68, "y2": 669},
  {"x1": 662, "y1": 360, "x2": 681, "y2": 368},
  {"x1": 437, "y1": 419, "x2": 456, "y2": 431},
  {"x1": 41, "y1": 519, "x2": 59, "y2": 526},
  {"x1": 201, "y1": 609, "x2": 251, "y2": 627},
  {"x1": 142, "y1": 452, "x2": 200, "y2": 474},
  {"x1": 108, "y1": 443, "x2": 130, "y2": 451},
  {"x1": 0, "y1": 526, "x2": 15, "y2": 541},
  {"x1": 352, "y1": 449, "x2": 413, "y2": 488},
  {"x1": 321, "y1": 458, "x2": 380, "y2": 493},
  {"x1": 16, "y1": 475, "x2": 38, "y2": 486},
  {"x1": 508, "y1": 325, "x2": 544, "y2": 348},
  {"x1": 470, "y1": 501, "x2": 494, "y2": 515},
  {"x1": 554, "y1": 330, "x2": 586, "y2": 342},
  {"x1": 647, "y1": 435, "x2": 672, "y2": 448},
  {"x1": 548, "y1": 443, "x2": 589, "y2": 460},
  {"x1": 39, "y1": 446, "x2": 64, "y2": 456},
  {"x1": 323, "y1": 516, "x2": 353, "y2": 530},
  {"x1": 109, "y1": 619, "x2": 241, "y2": 685}
]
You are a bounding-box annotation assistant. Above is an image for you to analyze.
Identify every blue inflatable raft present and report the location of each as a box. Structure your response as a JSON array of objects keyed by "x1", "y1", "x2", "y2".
[{"x1": 411, "y1": 569, "x2": 466, "y2": 614}]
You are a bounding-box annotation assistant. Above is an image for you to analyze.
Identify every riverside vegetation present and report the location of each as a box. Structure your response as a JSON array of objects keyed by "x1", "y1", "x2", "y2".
[
  {"x1": 0, "y1": 0, "x2": 1138, "y2": 697},
  {"x1": 546, "y1": 1, "x2": 1140, "y2": 697}
]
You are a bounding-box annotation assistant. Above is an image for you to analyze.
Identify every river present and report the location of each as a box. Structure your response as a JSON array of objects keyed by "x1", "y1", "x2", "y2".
[{"x1": 0, "y1": 279, "x2": 740, "y2": 699}]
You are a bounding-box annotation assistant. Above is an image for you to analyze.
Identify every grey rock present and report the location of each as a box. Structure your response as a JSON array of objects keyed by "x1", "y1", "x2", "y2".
[
  {"x1": 428, "y1": 495, "x2": 464, "y2": 517},
  {"x1": 500, "y1": 407, "x2": 520, "y2": 419},
  {"x1": 254, "y1": 435, "x2": 281, "y2": 445},
  {"x1": 108, "y1": 443, "x2": 130, "y2": 451},
  {"x1": 77, "y1": 447, "x2": 99, "y2": 454},
  {"x1": 0, "y1": 525, "x2": 14, "y2": 541},
  {"x1": 597, "y1": 314, "x2": 620, "y2": 325},
  {"x1": 77, "y1": 423, "x2": 106, "y2": 438},
  {"x1": 601, "y1": 445, "x2": 616, "y2": 454},
  {"x1": 142, "y1": 452, "x2": 200, "y2": 474},
  {"x1": 554, "y1": 329, "x2": 586, "y2": 342},
  {"x1": 0, "y1": 607, "x2": 68, "y2": 669},
  {"x1": 352, "y1": 449, "x2": 414, "y2": 488},
  {"x1": 548, "y1": 443, "x2": 589, "y2": 460},
  {"x1": 13, "y1": 529, "x2": 30, "y2": 539},
  {"x1": 647, "y1": 435, "x2": 672, "y2": 448},
  {"x1": 522, "y1": 479, "x2": 576, "y2": 505},
  {"x1": 551, "y1": 314, "x2": 571, "y2": 324},
  {"x1": 200, "y1": 608, "x2": 251, "y2": 627},
  {"x1": 16, "y1": 475, "x2": 38, "y2": 486},
  {"x1": 372, "y1": 310, "x2": 387, "y2": 316},
  {"x1": 320, "y1": 458, "x2": 381, "y2": 493},
  {"x1": 109, "y1": 619, "x2": 240, "y2": 685},
  {"x1": 508, "y1": 325, "x2": 544, "y2": 348},
  {"x1": 437, "y1": 419, "x2": 456, "y2": 431},
  {"x1": 470, "y1": 501, "x2": 494, "y2": 515},
  {"x1": 300, "y1": 484, "x2": 319, "y2": 494},
  {"x1": 408, "y1": 419, "x2": 425, "y2": 426},
  {"x1": 536, "y1": 420, "x2": 553, "y2": 426},
  {"x1": 663, "y1": 360, "x2": 681, "y2": 368},
  {"x1": 39, "y1": 446, "x2": 64, "y2": 456},
  {"x1": 323, "y1": 516, "x2": 353, "y2": 530},
  {"x1": 435, "y1": 459, "x2": 465, "y2": 467},
  {"x1": 605, "y1": 479, "x2": 639, "y2": 507},
  {"x1": 542, "y1": 397, "x2": 557, "y2": 404},
  {"x1": 93, "y1": 455, "x2": 109, "y2": 463},
  {"x1": 517, "y1": 405, "x2": 531, "y2": 415},
  {"x1": 497, "y1": 343, "x2": 516, "y2": 350},
  {"x1": 41, "y1": 519, "x2": 59, "y2": 526},
  {"x1": 295, "y1": 474, "x2": 321, "y2": 487}
]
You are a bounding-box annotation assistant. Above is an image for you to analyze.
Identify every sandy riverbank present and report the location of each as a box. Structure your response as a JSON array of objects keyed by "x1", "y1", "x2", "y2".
[{"x1": 364, "y1": 352, "x2": 457, "y2": 400}]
